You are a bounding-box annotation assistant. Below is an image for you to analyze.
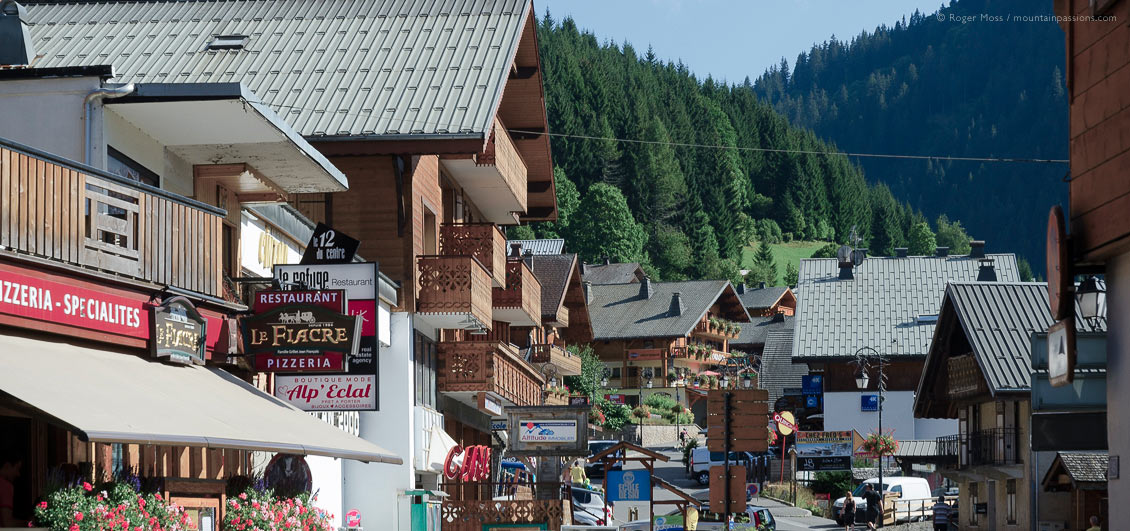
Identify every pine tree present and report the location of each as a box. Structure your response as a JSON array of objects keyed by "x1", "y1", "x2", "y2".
[
  {"x1": 784, "y1": 262, "x2": 799, "y2": 287},
  {"x1": 908, "y1": 221, "x2": 937, "y2": 256},
  {"x1": 570, "y1": 183, "x2": 647, "y2": 264}
]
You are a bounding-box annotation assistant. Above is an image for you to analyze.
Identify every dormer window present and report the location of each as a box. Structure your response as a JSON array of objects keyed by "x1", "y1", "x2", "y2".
[
  {"x1": 207, "y1": 34, "x2": 249, "y2": 50},
  {"x1": 916, "y1": 314, "x2": 939, "y2": 324}
]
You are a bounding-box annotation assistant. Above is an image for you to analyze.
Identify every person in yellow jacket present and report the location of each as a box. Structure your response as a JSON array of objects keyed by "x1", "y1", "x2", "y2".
[
  {"x1": 685, "y1": 505, "x2": 699, "y2": 530},
  {"x1": 569, "y1": 459, "x2": 588, "y2": 486}
]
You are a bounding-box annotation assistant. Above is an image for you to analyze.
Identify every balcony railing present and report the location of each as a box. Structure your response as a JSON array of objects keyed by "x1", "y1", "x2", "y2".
[
  {"x1": 528, "y1": 343, "x2": 582, "y2": 376},
  {"x1": 968, "y1": 427, "x2": 1022, "y2": 467},
  {"x1": 440, "y1": 223, "x2": 507, "y2": 288},
  {"x1": 935, "y1": 434, "x2": 960, "y2": 463},
  {"x1": 692, "y1": 317, "x2": 740, "y2": 340},
  {"x1": 492, "y1": 259, "x2": 542, "y2": 326},
  {"x1": 417, "y1": 255, "x2": 493, "y2": 330},
  {"x1": 477, "y1": 117, "x2": 528, "y2": 213},
  {"x1": 438, "y1": 340, "x2": 545, "y2": 407},
  {"x1": 0, "y1": 140, "x2": 224, "y2": 297}
]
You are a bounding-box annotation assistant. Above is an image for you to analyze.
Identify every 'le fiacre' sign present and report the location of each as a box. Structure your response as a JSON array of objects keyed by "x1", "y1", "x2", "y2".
[
  {"x1": 150, "y1": 296, "x2": 207, "y2": 365},
  {"x1": 251, "y1": 290, "x2": 349, "y2": 372},
  {"x1": 243, "y1": 302, "x2": 360, "y2": 372}
]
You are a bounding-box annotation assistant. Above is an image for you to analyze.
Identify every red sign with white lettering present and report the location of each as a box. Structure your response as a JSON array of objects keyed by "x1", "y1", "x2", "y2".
[
  {"x1": 0, "y1": 268, "x2": 148, "y2": 338},
  {"x1": 254, "y1": 352, "x2": 345, "y2": 372},
  {"x1": 254, "y1": 290, "x2": 345, "y2": 313}
]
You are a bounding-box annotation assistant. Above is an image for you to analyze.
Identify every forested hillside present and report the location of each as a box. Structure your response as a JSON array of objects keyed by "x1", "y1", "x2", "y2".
[
  {"x1": 515, "y1": 13, "x2": 980, "y2": 284},
  {"x1": 752, "y1": 0, "x2": 1066, "y2": 270}
]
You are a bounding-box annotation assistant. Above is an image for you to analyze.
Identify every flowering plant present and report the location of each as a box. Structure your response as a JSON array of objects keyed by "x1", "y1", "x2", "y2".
[
  {"x1": 33, "y1": 481, "x2": 193, "y2": 531},
  {"x1": 861, "y1": 430, "x2": 899, "y2": 457},
  {"x1": 223, "y1": 489, "x2": 333, "y2": 531}
]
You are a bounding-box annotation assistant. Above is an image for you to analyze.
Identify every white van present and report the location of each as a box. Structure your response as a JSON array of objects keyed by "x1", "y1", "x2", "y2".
[
  {"x1": 688, "y1": 447, "x2": 755, "y2": 486},
  {"x1": 832, "y1": 476, "x2": 933, "y2": 525}
]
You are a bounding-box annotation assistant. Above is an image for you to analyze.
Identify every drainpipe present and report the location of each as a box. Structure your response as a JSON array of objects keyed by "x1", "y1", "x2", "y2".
[{"x1": 84, "y1": 83, "x2": 135, "y2": 166}]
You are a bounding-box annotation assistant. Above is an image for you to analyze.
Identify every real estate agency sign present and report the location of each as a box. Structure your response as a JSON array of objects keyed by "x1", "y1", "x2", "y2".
[{"x1": 274, "y1": 263, "x2": 380, "y2": 410}]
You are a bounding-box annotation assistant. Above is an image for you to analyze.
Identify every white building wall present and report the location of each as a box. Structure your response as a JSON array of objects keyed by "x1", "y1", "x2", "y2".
[
  {"x1": 1107, "y1": 251, "x2": 1130, "y2": 528},
  {"x1": 306, "y1": 455, "x2": 343, "y2": 529},
  {"x1": 0, "y1": 76, "x2": 101, "y2": 162},
  {"x1": 344, "y1": 311, "x2": 415, "y2": 530},
  {"x1": 825, "y1": 390, "x2": 956, "y2": 441}
]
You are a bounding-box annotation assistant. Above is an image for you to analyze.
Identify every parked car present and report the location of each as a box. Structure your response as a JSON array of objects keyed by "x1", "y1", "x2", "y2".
[
  {"x1": 585, "y1": 440, "x2": 624, "y2": 479},
  {"x1": 571, "y1": 485, "x2": 615, "y2": 526},
  {"x1": 688, "y1": 447, "x2": 754, "y2": 485},
  {"x1": 832, "y1": 476, "x2": 933, "y2": 525}
]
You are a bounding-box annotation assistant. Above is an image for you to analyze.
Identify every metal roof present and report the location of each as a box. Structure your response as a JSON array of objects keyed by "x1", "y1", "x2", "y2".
[
  {"x1": 26, "y1": 0, "x2": 530, "y2": 139},
  {"x1": 931, "y1": 282, "x2": 1105, "y2": 394},
  {"x1": 586, "y1": 280, "x2": 748, "y2": 340},
  {"x1": 508, "y1": 239, "x2": 565, "y2": 255},
  {"x1": 757, "y1": 329, "x2": 806, "y2": 405},
  {"x1": 793, "y1": 254, "x2": 1020, "y2": 360},
  {"x1": 582, "y1": 262, "x2": 645, "y2": 285},
  {"x1": 737, "y1": 285, "x2": 789, "y2": 310},
  {"x1": 894, "y1": 439, "x2": 938, "y2": 458}
]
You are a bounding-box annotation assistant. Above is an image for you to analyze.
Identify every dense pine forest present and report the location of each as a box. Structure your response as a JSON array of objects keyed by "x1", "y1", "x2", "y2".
[
  {"x1": 752, "y1": 0, "x2": 1067, "y2": 273},
  {"x1": 515, "y1": 11, "x2": 994, "y2": 284}
]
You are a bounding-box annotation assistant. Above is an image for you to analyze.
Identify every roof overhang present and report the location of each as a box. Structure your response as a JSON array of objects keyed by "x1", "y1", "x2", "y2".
[{"x1": 108, "y1": 83, "x2": 347, "y2": 193}]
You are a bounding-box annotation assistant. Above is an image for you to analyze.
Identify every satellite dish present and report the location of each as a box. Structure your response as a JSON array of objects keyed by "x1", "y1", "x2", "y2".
[{"x1": 851, "y1": 249, "x2": 867, "y2": 266}]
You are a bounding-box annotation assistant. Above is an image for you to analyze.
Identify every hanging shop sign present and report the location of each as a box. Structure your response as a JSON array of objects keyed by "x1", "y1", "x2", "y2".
[
  {"x1": 150, "y1": 296, "x2": 207, "y2": 365},
  {"x1": 444, "y1": 445, "x2": 491, "y2": 482},
  {"x1": 506, "y1": 406, "x2": 590, "y2": 457},
  {"x1": 477, "y1": 392, "x2": 504, "y2": 417},
  {"x1": 274, "y1": 374, "x2": 376, "y2": 411},
  {"x1": 301, "y1": 223, "x2": 361, "y2": 265},
  {"x1": 0, "y1": 268, "x2": 147, "y2": 338},
  {"x1": 795, "y1": 431, "x2": 853, "y2": 472},
  {"x1": 254, "y1": 289, "x2": 346, "y2": 313},
  {"x1": 244, "y1": 304, "x2": 360, "y2": 356},
  {"x1": 517, "y1": 419, "x2": 578, "y2": 443},
  {"x1": 274, "y1": 263, "x2": 379, "y2": 375}
]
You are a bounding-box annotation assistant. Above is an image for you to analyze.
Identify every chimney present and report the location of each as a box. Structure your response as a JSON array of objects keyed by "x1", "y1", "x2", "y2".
[
  {"x1": 772, "y1": 311, "x2": 785, "y2": 323},
  {"x1": 639, "y1": 276, "x2": 653, "y2": 299},
  {"x1": 509, "y1": 243, "x2": 522, "y2": 258},
  {"x1": 0, "y1": 1, "x2": 35, "y2": 66},
  {"x1": 583, "y1": 281, "x2": 592, "y2": 304},
  {"x1": 977, "y1": 258, "x2": 997, "y2": 282},
  {"x1": 895, "y1": 247, "x2": 908, "y2": 258},
  {"x1": 758, "y1": 282, "x2": 766, "y2": 289},
  {"x1": 523, "y1": 249, "x2": 534, "y2": 271},
  {"x1": 580, "y1": 262, "x2": 587, "y2": 275},
  {"x1": 935, "y1": 246, "x2": 950, "y2": 257},
  {"x1": 669, "y1": 292, "x2": 684, "y2": 316},
  {"x1": 737, "y1": 283, "x2": 746, "y2": 294},
  {"x1": 970, "y1": 240, "x2": 986, "y2": 258},
  {"x1": 604, "y1": 255, "x2": 612, "y2": 265}
]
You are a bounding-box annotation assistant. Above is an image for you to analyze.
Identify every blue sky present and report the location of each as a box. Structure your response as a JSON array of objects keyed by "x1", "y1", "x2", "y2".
[{"x1": 537, "y1": 0, "x2": 946, "y2": 83}]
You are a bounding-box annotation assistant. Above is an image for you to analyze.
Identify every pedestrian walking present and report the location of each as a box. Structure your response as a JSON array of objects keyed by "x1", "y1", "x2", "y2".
[
  {"x1": 862, "y1": 483, "x2": 882, "y2": 530},
  {"x1": 840, "y1": 490, "x2": 857, "y2": 530},
  {"x1": 1086, "y1": 515, "x2": 1102, "y2": 531},
  {"x1": 930, "y1": 495, "x2": 951, "y2": 531},
  {"x1": 679, "y1": 428, "x2": 688, "y2": 449}
]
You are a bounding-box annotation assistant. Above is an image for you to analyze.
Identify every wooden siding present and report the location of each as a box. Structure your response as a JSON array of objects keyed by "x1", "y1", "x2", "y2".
[
  {"x1": 0, "y1": 145, "x2": 222, "y2": 297},
  {"x1": 484, "y1": 117, "x2": 528, "y2": 213},
  {"x1": 528, "y1": 343, "x2": 582, "y2": 376},
  {"x1": 417, "y1": 255, "x2": 493, "y2": 327},
  {"x1": 437, "y1": 340, "x2": 546, "y2": 406},
  {"x1": 440, "y1": 223, "x2": 507, "y2": 287},
  {"x1": 492, "y1": 258, "x2": 542, "y2": 325},
  {"x1": 1056, "y1": 0, "x2": 1130, "y2": 259}
]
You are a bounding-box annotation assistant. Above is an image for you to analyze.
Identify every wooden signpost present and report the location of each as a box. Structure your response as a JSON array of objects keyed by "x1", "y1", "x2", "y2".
[{"x1": 706, "y1": 387, "x2": 770, "y2": 517}]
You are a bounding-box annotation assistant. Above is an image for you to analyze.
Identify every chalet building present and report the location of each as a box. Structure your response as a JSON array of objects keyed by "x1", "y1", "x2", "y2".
[
  {"x1": 582, "y1": 259, "x2": 647, "y2": 284},
  {"x1": 793, "y1": 245, "x2": 1018, "y2": 445},
  {"x1": 1041, "y1": 452, "x2": 1109, "y2": 531},
  {"x1": 1053, "y1": 1, "x2": 1130, "y2": 523},
  {"x1": 20, "y1": 0, "x2": 578, "y2": 528},
  {"x1": 585, "y1": 278, "x2": 750, "y2": 417},
  {"x1": 0, "y1": 9, "x2": 402, "y2": 529},
  {"x1": 736, "y1": 283, "x2": 796, "y2": 317}
]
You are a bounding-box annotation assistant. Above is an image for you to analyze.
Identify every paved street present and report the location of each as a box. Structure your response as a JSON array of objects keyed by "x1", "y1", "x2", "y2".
[{"x1": 605, "y1": 447, "x2": 839, "y2": 530}]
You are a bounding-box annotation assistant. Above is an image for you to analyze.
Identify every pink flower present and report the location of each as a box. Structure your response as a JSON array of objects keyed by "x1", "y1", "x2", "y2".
[
  {"x1": 238, "y1": 493, "x2": 247, "y2": 500},
  {"x1": 69, "y1": 525, "x2": 79, "y2": 531},
  {"x1": 83, "y1": 482, "x2": 93, "y2": 492},
  {"x1": 37, "y1": 501, "x2": 48, "y2": 509},
  {"x1": 75, "y1": 512, "x2": 85, "y2": 521}
]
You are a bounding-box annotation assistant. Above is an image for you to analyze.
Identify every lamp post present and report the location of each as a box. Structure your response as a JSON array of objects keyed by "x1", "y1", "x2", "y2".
[
  {"x1": 854, "y1": 345, "x2": 886, "y2": 526},
  {"x1": 1076, "y1": 275, "x2": 1107, "y2": 325}
]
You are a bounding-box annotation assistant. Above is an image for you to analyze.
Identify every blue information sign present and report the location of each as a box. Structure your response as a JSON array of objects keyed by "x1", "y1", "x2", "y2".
[
  {"x1": 801, "y1": 375, "x2": 823, "y2": 395},
  {"x1": 861, "y1": 394, "x2": 879, "y2": 411},
  {"x1": 605, "y1": 470, "x2": 651, "y2": 502}
]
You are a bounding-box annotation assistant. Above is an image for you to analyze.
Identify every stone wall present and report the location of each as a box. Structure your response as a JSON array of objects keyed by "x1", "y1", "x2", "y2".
[{"x1": 620, "y1": 424, "x2": 703, "y2": 448}]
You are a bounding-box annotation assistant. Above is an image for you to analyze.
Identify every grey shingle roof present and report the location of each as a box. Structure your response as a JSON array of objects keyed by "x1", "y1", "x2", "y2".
[
  {"x1": 509, "y1": 239, "x2": 565, "y2": 256},
  {"x1": 26, "y1": 0, "x2": 529, "y2": 139},
  {"x1": 734, "y1": 315, "x2": 795, "y2": 347},
  {"x1": 586, "y1": 280, "x2": 746, "y2": 340},
  {"x1": 758, "y1": 329, "x2": 806, "y2": 405},
  {"x1": 528, "y1": 253, "x2": 575, "y2": 319},
  {"x1": 1058, "y1": 451, "x2": 1108, "y2": 483},
  {"x1": 938, "y1": 282, "x2": 1105, "y2": 393},
  {"x1": 793, "y1": 254, "x2": 1020, "y2": 360},
  {"x1": 737, "y1": 285, "x2": 788, "y2": 310},
  {"x1": 582, "y1": 262, "x2": 645, "y2": 285}
]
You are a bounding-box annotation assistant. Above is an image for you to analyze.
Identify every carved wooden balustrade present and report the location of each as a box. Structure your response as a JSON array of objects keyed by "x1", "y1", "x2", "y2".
[
  {"x1": 440, "y1": 223, "x2": 507, "y2": 287},
  {"x1": 0, "y1": 140, "x2": 224, "y2": 297},
  {"x1": 528, "y1": 343, "x2": 582, "y2": 376},
  {"x1": 438, "y1": 340, "x2": 545, "y2": 406},
  {"x1": 492, "y1": 259, "x2": 542, "y2": 326},
  {"x1": 417, "y1": 255, "x2": 493, "y2": 330},
  {"x1": 440, "y1": 499, "x2": 564, "y2": 531}
]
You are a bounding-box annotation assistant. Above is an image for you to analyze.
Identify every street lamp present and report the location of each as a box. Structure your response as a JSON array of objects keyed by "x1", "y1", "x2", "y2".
[
  {"x1": 1076, "y1": 275, "x2": 1107, "y2": 323},
  {"x1": 742, "y1": 373, "x2": 753, "y2": 389},
  {"x1": 855, "y1": 345, "x2": 887, "y2": 526},
  {"x1": 601, "y1": 368, "x2": 611, "y2": 388}
]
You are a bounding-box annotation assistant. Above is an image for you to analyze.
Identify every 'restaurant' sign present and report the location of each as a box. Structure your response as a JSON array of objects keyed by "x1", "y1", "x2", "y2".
[
  {"x1": 274, "y1": 374, "x2": 376, "y2": 411},
  {"x1": 254, "y1": 290, "x2": 345, "y2": 313},
  {"x1": 150, "y1": 296, "x2": 207, "y2": 365}
]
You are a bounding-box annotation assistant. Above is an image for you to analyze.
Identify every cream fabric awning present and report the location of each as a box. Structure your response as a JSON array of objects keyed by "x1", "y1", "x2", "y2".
[{"x1": 0, "y1": 333, "x2": 401, "y2": 464}]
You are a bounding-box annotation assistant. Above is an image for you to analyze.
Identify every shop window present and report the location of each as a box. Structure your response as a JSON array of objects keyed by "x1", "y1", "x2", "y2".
[
  {"x1": 415, "y1": 331, "x2": 437, "y2": 407},
  {"x1": 1006, "y1": 479, "x2": 1016, "y2": 524},
  {"x1": 107, "y1": 146, "x2": 159, "y2": 188}
]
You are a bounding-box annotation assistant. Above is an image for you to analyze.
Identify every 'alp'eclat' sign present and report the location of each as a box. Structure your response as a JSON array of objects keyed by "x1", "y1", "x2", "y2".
[{"x1": 274, "y1": 374, "x2": 375, "y2": 411}]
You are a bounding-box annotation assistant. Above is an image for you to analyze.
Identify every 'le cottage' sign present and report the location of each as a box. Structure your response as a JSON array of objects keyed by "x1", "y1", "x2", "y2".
[{"x1": 150, "y1": 296, "x2": 207, "y2": 365}]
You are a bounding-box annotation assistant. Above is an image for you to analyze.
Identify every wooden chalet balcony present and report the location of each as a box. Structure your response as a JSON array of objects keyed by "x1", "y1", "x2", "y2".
[
  {"x1": 438, "y1": 339, "x2": 545, "y2": 407},
  {"x1": 492, "y1": 259, "x2": 542, "y2": 326},
  {"x1": 440, "y1": 118, "x2": 528, "y2": 224},
  {"x1": 0, "y1": 140, "x2": 224, "y2": 297},
  {"x1": 691, "y1": 316, "x2": 740, "y2": 341},
  {"x1": 543, "y1": 392, "x2": 568, "y2": 406},
  {"x1": 440, "y1": 223, "x2": 507, "y2": 287},
  {"x1": 671, "y1": 346, "x2": 730, "y2": 364},
  {"x1": 528, "y1": 343, "x2": 582, "y2": 376},
  {"x1": 417, "y1": 255, "x2": 493, "y2": 330}
]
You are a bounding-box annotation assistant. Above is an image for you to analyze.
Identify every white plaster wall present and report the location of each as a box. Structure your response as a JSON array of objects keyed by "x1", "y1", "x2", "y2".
[
  {"x1": 343, "y1": 311, "x2": 415, "y2": 531},
  {"x1": 1107, "y1": 251, "x2": 1130, "y2": 528},
  {"x1": 306, "y1": 455, "x2": 343, "y2": 529},
  {"x1": 239, "y1": 212, "x2": 304, "y2": 276},
  {"x1": 105, "y1": 109, "x2": 165, "y2": 178},
  {"x1": 0, "y1": 76, "x2": 99, "y2": 161},
  {"x1": 825, "y1": 391, "x2": 955, "y2": 440}
]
